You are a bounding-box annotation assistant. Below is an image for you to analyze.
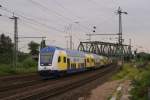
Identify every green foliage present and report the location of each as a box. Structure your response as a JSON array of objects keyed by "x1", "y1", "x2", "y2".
[
  {"x1": 40, "y1": 40, "x2": 46, "y2": 48},
  {"x1": 28, "y1": 41, "x2": 39, "y2": 56},
  {"x1": 0, "y1": 34, "x2": 38, "y2": 76},
  {"x1": 136, "y1": 52, "x2": 150, "y2": 62},
  {"x1": 22, "y1": 57, "x2": 37, "y2": 68},
  {"x1": 0, "y1": 34, "x2": 13, "y2": 64},
  {"x1": 0, "y1": 64, "x2": 16, "y2": 76},
  {"x1": 0, "y1": 57, "x2": 37, "y2": 76},
  {"x1": 18, "y1": 52, "x2": 29, "y2": 62},
  {"x1": 130, "y1": 63, "x2": 150, "y2": 100},
  {"x1": 112, "y1": 62, "x2": 150, "y2": 99},
  {"x1": 112, "y1": 63, "x2": 140, "y2": 80},
  {"x1": 0, "y1": 34, "x2": 13, "y2": 52}
]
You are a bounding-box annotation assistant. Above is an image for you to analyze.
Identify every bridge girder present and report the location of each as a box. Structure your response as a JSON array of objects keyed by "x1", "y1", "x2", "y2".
[{"x1": 78, "y1": 41, "x2": 132, "y2": 59}]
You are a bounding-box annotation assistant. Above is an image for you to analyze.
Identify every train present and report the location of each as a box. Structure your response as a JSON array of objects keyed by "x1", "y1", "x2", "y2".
[{"x1": 38, "y1": 46, "x2": 111, "y2": 78}]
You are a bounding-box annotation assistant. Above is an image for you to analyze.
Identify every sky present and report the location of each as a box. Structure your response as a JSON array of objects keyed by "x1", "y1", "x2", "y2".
[{"x1": 0, "y1": 0, "x2": 150, "y2": 53}]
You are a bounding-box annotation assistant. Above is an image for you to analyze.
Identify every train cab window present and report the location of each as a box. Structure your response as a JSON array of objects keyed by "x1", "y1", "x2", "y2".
[
  {"x1": 58, "y1": 56, "x2": 61, "y2": 63},
  {"x1": 63, "y1": 57, "x2": 66, "y2": 63}
]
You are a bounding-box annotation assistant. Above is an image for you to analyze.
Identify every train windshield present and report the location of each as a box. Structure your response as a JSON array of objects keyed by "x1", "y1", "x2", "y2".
[{"x1": 40, "y1": 52, "x2": 54, "y2": 65}]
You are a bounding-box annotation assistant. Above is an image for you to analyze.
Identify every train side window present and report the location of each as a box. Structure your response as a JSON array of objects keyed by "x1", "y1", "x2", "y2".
[
  {"x1": 74, "y1": 63, "x2": 76, "y2": 68},
  {"x1": 58, "y1": 56, "x2": 61, "y2": 63},
  {"x1": 87, "y1": 58, "x2": 89, "y2": 63},
  {"x1": 63, "y1": 57, "x2": 66, "y2": 63},
  {"x1": 92, "y1": 59, "x2": 94, "y2": 62}
]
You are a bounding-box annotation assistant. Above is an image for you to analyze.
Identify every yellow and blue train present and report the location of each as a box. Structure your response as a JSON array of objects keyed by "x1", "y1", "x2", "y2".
[{"x1": 38, "y1": 46, "x2": 111, "y2": 77}]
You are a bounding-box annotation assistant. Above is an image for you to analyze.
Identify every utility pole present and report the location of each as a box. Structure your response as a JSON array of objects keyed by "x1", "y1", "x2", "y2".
[
  {"x1": 65, "y1": 35, "x2": 72, "y2": 50},
  {"x1": 117, "y1": 7, "x2": 128, "y2": 45},
  {"x1": 116, "y1": 7, "x2": 128, "y2": 65},
  {"x1": 65, "y1": 24, "x2": 73, "y2": 50},
  {"x1": 129, "y1": 38, "x2": 132, "y2": 59},
  {"x1": 65, "y1": 22, "x2": 79, "y2": 50},
  {"x1": 129, "y1": 38, "x2": 131, "y2": 46},
  {"x1": 70, "y1": 35, "x2": 72, "y2": 50},
  {"x1": 10, "y1": 15, "x2": 19, "y2": 67},
  {"x1": 68, "y1": 24, "x2": 73, "y2": 50}
]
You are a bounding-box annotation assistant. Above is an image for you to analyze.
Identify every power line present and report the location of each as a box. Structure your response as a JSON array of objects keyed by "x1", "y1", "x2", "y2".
[
  {"x1": 2, "y1": 5, "x2": 89, "y2": 34},
  {"x1": 0, "y1": 3, "x2": 66, "y2": 27},
  {"x1": 0, "y1": 3, "x2": 90, "y2": 42},
  {"x1": 28, "y1": 0, "x2": 73, "y2": 22},
  {"x1": 52, "y1": 0, "x2": 81, "y2": 19},
  {"x1": 19, "y1": 20, "x2": 65, "y2": 38},
  {"x1": 27, "y1": 0, "x2": 90, "y2": 32},
  {"x1": 18, "y1": 15, "x2": 64, "y2": 33},
  {"x1": 19, "y1": 20, "x2": 48, "y2": 34},
  {"x1": 0, "y1": 6, "x2": 64, "y2": 33}
]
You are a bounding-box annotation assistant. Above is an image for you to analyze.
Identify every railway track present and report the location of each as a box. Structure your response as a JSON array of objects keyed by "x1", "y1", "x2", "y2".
[
  {"x1": 0, "y1": 64, "x2": 118, "y2": 100},
  {"x1": 0, "y1": 73, "x2": 40, "y2": 93},
  {"x1": 0, "y1": 73, "x2": 38, "y2": 82}
]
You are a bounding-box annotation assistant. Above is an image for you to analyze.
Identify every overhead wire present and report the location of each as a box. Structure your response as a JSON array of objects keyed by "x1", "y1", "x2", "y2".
[
  {"x1": 19, "y1": 19, "x2": 65, "y2": 37},
  {"x1": 84, "y1": 0, "x2": 116, "y2": 32},
  {"x1": 28, "y1": 0, "x2": 73, "y2": 22},
  {"x1": 0, "y1": 0, "x2": 113, "y2": 40},
  {"x1": 19, "y1": 20, "x2": 48, "y2": 34},
  {"x1": 27, "y1": 0, "x2": 91, "y2": 32},
  {"x1": 52, "y1": 0, "x2": 81, "y2": 19},
  {"x1": 0, "y1": 6, "x2": 65, "y2": 33}
]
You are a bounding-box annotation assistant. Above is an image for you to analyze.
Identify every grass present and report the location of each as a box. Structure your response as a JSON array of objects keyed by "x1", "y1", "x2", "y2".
[
  {"x1": 111, "y1": 63, "x2": 140, "y2": 80},
  {"x1": 111, "y1": 61, "x2": 150, "y2": 100},
  {"x1": 0, "y1": 57, "x2": 37, "y2": 76}
]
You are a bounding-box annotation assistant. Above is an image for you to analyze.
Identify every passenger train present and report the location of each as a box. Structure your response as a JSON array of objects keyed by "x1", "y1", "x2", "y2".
[{"x1": 38, "y1": 46, "x2": 111, "y2": 77}]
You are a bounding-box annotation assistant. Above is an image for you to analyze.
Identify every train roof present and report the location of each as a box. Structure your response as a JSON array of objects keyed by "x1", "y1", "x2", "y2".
[
  {"x1": 40, "y1": 46, "x2": 101, "y2": 57},
  {"x1": 40, "y1": 46, "x2": 85, "y2": 57},
  {"x1": 40, "y1": 46, "x2": 64, "y2": 53},
  {"x1": 66, "y1": 50, "x2": 85, "y2": 57}
]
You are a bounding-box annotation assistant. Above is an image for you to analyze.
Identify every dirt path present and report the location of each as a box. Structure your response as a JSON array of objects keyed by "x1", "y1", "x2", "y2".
[
  {"x1": 80, "y1": 80, "x2": 131, "y2": 100},
  {"x1": 86, "y1": 80, "x2": 121, "y2": 100}
]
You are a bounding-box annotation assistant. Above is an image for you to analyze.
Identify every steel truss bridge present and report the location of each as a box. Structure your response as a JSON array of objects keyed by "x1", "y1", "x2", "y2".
[{"x1": 78, "y1": 41, "x2": 132, "y2": 60}]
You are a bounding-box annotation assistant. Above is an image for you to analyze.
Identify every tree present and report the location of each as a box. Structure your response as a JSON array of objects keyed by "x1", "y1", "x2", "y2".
[
  {"x1": 40, "y1": 40, "x2": 46, "y2": 48},
  {"x1": 0, "y1": 34, "x2": 13, "y2": 64},
  {"x1": 28, "y1": 41, "x2": 39, "y2": 56},
  {"x1": 0, "y1": 34, "x2": 13, "y2": 52}
]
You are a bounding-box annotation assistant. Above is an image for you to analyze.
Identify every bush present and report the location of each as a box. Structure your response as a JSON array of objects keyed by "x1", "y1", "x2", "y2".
[
  {"x1": 0, "y1": 64, "x2": 16, "y2": 76},
  {"x1": 22, "y1": 57, "x2": 37, "y2": 68},
  {"x1": 130, "y1": 64, "x2": 150, "y2": 100},
  {"x1": 0, "y1": 57, "x2": 37, "y2": 76},
  {"x1": 112, "y1": 62, "x2": 150, "y2": 99},
  {"x1": 112, "y1": 63, "x2": 140, "y2": 80}
]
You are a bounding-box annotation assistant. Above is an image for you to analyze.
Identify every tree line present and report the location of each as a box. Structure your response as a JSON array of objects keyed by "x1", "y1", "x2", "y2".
[{"x1": 0, "y1": 33, "x2": 39, "y2": 64}]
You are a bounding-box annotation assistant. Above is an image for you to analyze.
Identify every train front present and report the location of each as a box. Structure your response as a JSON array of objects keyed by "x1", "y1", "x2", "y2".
[{"x1": 38, "y1": 46, "x2": 58, "y2": 77}]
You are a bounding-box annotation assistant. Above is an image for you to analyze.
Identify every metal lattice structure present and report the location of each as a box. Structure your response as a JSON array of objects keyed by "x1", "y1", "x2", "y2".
[{"x1": 78, "y1": 41, "x2": 132, "y2": 59}]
